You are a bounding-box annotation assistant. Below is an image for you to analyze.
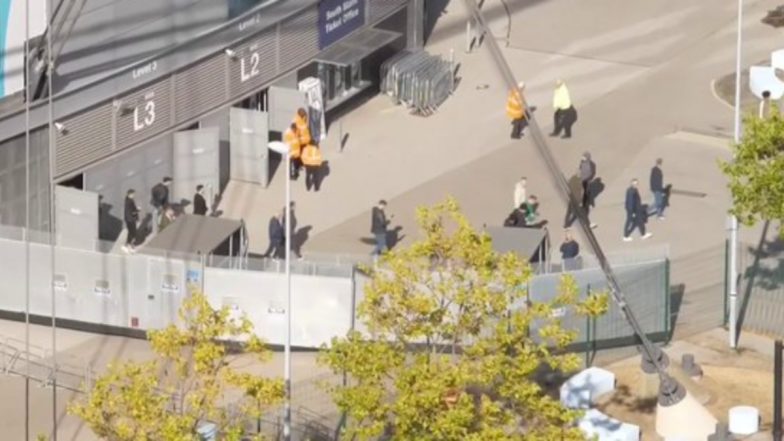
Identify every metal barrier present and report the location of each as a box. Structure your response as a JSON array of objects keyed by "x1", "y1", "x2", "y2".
[
  {"x1": 380, "y1": 49, "x2": 455, "y2": 115},
  {"x1": 734, "y1": 240, "x2": 784, "y2": 338}
]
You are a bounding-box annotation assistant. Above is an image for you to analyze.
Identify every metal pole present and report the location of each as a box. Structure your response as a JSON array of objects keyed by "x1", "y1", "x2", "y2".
[
  {"x1": 775, "y1": 339, "x2": 783, "y2": 441},
  {"x1": 23, "y1": 0, "x2": 32, "y2": 438},
  {"x1": 47, "y1": 0, "x2": 58, "y2": 436},
  {"x1": 283, "y1": 153, "x2": 292, "y2": 441},
  {"x1": 729, "y1": 0, "x2": 743, "y2": 350}
]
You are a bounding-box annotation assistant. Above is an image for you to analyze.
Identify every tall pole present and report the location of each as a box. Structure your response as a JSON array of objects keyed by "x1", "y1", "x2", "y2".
[
  {"x1": 47, "y1": 0, "x2": 58, "y2": 436},
  {"x1": 283, "y1": 153, "x2": 292, "y2": 441},
  {"x1": 24, "y1": 0, "x2": 32, "y2": 438},
  {"x1": 729, "y1": 0, "x2": 743, "y2": 350},
  {"x1": 774, "y1": 339, "x2": 783, "y2": 441}
]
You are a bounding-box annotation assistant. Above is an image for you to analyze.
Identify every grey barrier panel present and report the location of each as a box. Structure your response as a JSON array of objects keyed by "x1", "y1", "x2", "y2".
[
  {"x1": 527, "y1": 261, "x2": 667, "y2": 344},
  {"x1": 204, "y1": 266, "x2": 354, "y2": 347},
  {"x1": 0, "y1": 238, "x2": 25, "y2": 311},
  {"x1": 145, "y1": 256, "x2": 188, "y2": 330}
]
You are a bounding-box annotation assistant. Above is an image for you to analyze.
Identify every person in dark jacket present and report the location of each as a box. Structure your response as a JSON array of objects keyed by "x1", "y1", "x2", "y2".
[
  {"x1": 579, "y1": 152, "x2": 596, "y2": 206},
  {"x1": 193, "y1": 185, "x2": 208, "y2": 216},
  {"x1": 560, "y1": 229, "x2": 580, "y2": 271},
  {"x1": 648, "y1": 158, "x2": 665, "y2": 219},
  {"x1": 263, "y1": 211, "x2": 285, "y2": 259},
  {"x1": 150, "y1": 177, "x2": 172, "y2": 233},
  {"x1": 371, "y1": 200, "x2": 390, "y2": 256},
  {"x1": 623, "y1": 179, "x2": 652, "y2": 241},
  {"x1": 123, "y1": 189, "x2": 140, "y2": 253}
]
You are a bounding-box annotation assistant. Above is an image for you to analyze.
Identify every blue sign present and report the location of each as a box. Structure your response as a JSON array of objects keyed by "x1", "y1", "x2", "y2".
[{"x1": 319, "y1": 0, "x2": 366, "y2": 50}]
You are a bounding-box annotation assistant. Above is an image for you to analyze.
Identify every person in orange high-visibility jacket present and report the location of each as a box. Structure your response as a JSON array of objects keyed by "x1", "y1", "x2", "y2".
[
  {"x1": 283, "y1": 123, "x2": 302, "y2": 179},
  {"x1": 300, "y1": 144, "x2": 324, "y2": 192},
  {"x1": 506, "y1": 81, "x2": 528, "y2": 139},
  {"x1": 294, "y1": 108, "x2": 312, "y2": 146}
]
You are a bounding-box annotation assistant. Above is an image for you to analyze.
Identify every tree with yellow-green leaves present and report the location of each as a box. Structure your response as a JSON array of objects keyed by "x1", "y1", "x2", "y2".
[
  {"x1": 320, "y1": 198, "x2": 608, "y2": 441},
  {"x1": 69, "y1": 293, "x2": 284, "y2": 441},
  {"x1": 720, "y1": 107, "x2": 784, "y2": 236}
]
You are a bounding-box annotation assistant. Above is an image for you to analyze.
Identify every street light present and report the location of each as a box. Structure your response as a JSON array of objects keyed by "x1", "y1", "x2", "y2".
[
  {"x1": 268, "y1": 140, "x2": 292, "y2": 440},
  {"x1": 728, "y1": 0, "x2": 743, "y2": 350}
]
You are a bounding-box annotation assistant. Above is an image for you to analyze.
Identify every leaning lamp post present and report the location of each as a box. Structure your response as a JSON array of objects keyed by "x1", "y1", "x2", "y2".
[{"x1": 268, "y1": 141, "x2": 292, "y2": 440}]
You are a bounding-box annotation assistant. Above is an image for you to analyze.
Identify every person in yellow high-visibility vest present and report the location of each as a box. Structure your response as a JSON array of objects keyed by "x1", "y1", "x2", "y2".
[
  {"x1": 506, "y1": 81, "x2": 527, "y2": 139},
  {"x1": 294, "y1": 108, "x2": 312, "y2": 146},
  {"x1": 301, "y1": 144, "x2": 324, "y2": 192},
  {"x1": 283, "y1": 123, "x2": 302, "y2": 179}
]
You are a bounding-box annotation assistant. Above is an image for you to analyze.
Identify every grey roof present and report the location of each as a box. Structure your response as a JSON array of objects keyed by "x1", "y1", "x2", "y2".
[
  {"x1": 54, "y1": 0, "x2": 238, "y2": 92},
  {"x1": 315, "y1": 27, "x2": 402, "y2": 65},
  {"x1": 142, "y1": 214, "x2": 243, "y2": 256},
  {"x1": 484, "y1": 226, "x2": 548, "y2": 261}
]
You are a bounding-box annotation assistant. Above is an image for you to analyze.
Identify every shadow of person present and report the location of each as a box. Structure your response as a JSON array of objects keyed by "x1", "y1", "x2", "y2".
[
  {"x1": 137, "y1": 213, "x2": 153, "y2": 243},
  {"x1": 293, "y1": 225, "x2": 313, "y2": 256},
  {"x1": 98, "y1": 198, "x2": 124, "y2": 243},
  {"x1": 588, "y1": 177, "x2": 606, "y2": 206},
  {"x1": 316, "y1": 161, "x2": 331, "y2": 191},
  {"x1": 387, "y1": 226, "x2": 405, "y2": 250},
  {"x1": 663, "y1": 184, "x2": 672, "y2": 209}
]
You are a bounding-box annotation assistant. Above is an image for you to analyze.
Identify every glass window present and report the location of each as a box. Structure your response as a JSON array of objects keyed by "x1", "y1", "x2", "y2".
[{"x1": 229, "y1": 0, "x2": 271, "y2": 19}]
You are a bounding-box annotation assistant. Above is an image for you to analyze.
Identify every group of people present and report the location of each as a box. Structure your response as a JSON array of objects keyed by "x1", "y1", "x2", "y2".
[
  {"x1": 507, "y1": 153, "x2": 669, "y2": 268},
  {"x1": 506, "y1": 79, "x2": 578, "y2": 140},
  {"x1": 122, "y1": 178, "x2": 211, "y2": 253},
  {"x1": 623, "y1": 158, "x2": 667, "y2": 241},
  {"x1": 505, "y1": 177, "x2": 541, "y2": 228},
  {"x1": 284, "y1": 108, "x2": 324, "y2": 192}
]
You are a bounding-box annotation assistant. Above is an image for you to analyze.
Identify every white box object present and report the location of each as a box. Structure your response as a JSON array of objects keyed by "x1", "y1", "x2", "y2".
[
  {"x1": 578, "y1": 409, "x2": 641, "y2": 441},
  {"x1": 559, "y1": 367, "x2": 616, "y2": 409},
  {"x1": 728, "y1": 406, "x2": 759, "y2": 435}
]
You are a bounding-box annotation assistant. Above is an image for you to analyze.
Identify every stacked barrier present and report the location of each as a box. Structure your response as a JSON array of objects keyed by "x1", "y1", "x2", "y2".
[{"x1": 380, "y1": 49, "x2": 455, "y2": 115}]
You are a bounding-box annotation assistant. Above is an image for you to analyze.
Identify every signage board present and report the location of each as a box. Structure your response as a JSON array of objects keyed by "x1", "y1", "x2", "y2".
[{"x1": 318, "y1": 0, "x2": 366, "y2": 49}]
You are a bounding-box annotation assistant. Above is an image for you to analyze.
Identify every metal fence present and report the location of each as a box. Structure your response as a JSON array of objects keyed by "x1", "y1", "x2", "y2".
[
  {"x1": 733, "y1": 238, "x2": 784, "y2": 338},
  {"x1": 380, "y1": 49, "x2": 455, "y2": 115}
]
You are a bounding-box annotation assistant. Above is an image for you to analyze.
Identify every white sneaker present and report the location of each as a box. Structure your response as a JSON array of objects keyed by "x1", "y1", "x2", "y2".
[
  {"x1": 590, "y1": 223, "x2": 598, "y2": 229},
  {"x1": 657, "y1": 216, "x2": 665, "y2": 220},
  {"x1": 121, "y1": 245, "x2": 129, "y2": 253},
  {"x1": 642, "y1": 232, "x2": 653, "y2": 240},
  {"x1": 623, "y1": 236, "x2": 633, "y2": 242}
]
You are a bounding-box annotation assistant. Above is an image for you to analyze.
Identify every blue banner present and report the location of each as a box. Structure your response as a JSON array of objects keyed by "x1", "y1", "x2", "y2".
[{"x1": 318, "y1": 0, "x2": 366, "y2": 50}]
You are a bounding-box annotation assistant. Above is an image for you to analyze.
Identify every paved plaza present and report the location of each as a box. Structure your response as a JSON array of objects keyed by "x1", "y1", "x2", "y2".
[
  {"x1": 8, "y1": 0, "x2": 784, "y2": 438},
  {"x1": 221, "y1": 0, "x2": 777, "y2": 338}
]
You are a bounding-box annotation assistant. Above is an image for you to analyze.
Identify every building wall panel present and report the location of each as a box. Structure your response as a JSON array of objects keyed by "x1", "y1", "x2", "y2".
[
  {"x1": 174, "y1": 54, "x2": 228, "y2": 124},
  {"x1": 278, "y1": 6, "x2": 319, "y2": 72},
  {"x1": 55, "y1": 103, "x2": 113, "y2": 178}
]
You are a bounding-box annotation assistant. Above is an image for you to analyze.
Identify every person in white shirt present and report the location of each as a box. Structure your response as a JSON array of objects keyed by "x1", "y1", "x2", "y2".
[
  {"x1": 514, "y1": 177, "x2": 527, "y2": 209},
  {"x1": 550, "y1": 80, "x2": 578, "y2": 139}
]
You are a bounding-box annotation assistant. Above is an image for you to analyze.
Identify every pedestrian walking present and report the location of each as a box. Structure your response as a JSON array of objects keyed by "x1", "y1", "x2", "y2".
[
  {"x1": 514, "y1": 177, "x2": 527, "y2": 209},
  {"x1": 150, "y1": 177, "x2": 172, "y2": 234},
  {"x1": 579, "y1": 152, "x2": 598, "y2": 228},
  {"x1": 759, "y1": 90, "x2": 772, "y2": 119},
  {"x1": 123, "y1": 189, "x2": 140, "y2": 253},
  {"x1": 550, "y1": 79, "x2": 577, "y2": 138},
  {"x1": 560, "y1": 229, "x2": 580, "y2": 271},
  {"x1": 371, "y1": 200, "x2": 391, "y2": 255},
  {"x1": 648, "y1": 158, "x2": 665, "y2": 219},
  {"x1": 193, "y1": 185, "x2": 208, "y2": 215},
  {"x1": 563, "y1": 172, "x2": 584, "y2": 228},
  {"x1": 506, "y1": 82, "x2": 527, "y2": 139},
  {"x1": 284, "y1": 123, "x2": 302, "y2": 180},
  {"x1": 301, "y1": 144, "x2": 324, "y2": 192},
  {"x1": 263, "y1": 211, "x2": 285, "y2": 259},
  {"x1": 294, "y1": 108, "x2": 312, "y2": 146},
  {"x1": 623, "y1": 178, "x2": 652, "y2": 241}
]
